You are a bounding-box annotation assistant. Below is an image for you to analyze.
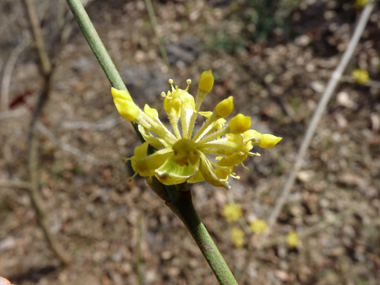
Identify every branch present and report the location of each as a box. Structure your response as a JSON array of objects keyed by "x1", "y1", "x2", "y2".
[
  {"x1": 266, "y1": 0, "x2": 376, "y2": 231},
  {"x1": 28, "y1": 129, "x2": 72, "y2": 266},
  {"x1": 37, "y1": 122, "x2": 105, "y2": 165},
  {"x1": 1, "y1": 41, "x2": 29, "y2": 112},
  {"x1": 61, "y1": 113, "x2": 122, "y2": 131},
  {"x1": 23, "y1": 0, "x2": 51, "y2": 75},
  {"x1": 144, "y1": 0, "x2": 173, "y2": 78},
  {"x1": 0, "y1": 108, "x2": 27, "y2": 120},
  {"x1": 156, "y1": 182, "x2": 238, "y2": 285},
  {"x1": 0, "y1": 180, "x2": 31, "y2": 189},
  {"x1": 22, "y1": 0, "x2": 72, "y2": 266},
  {"x1": 261, "y1": 203, "x2": 366, "y2": 248}
]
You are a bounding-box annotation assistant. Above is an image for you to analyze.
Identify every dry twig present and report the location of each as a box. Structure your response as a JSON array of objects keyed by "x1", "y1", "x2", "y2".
[
  {"x1": 28, "y1": 130, "x2": 72, "y2": 265},
  {"x1": 61, "y1": 112, "x2": 122, "y2": 131},
  {"x1": 37, "y1": 122, "x2": 104, "y2": 165},
  {"x1": 144, "y1": 0, "x2": 173, "y2": 78},
  {"x1": 23, "y1": 0, "x2": 51, "y2": 76},
  {"x1": 21, "y1": 0, "x2": 72, "y2": 266},
  {"x1": 1, "y1": 41, "x2": 29, "y2": 112},
  {"x1": 266, "y1": 1, "x2": 376, "y2": 232},
  {"x1": 0, "y1": 108, "x2": 27, "y2": 120},
  {"x1": 261, "y1": 203, "x2": 366, "y2": 248},
  {"x1": 0, "y1": 180, "x2": 31, "y2": 189}
]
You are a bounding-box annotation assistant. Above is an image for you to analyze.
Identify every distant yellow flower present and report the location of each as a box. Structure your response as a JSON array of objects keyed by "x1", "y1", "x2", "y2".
[
  {"x1": 221, "y1": 203, "x2": 242, "y2": 222},
  {"x1": 355, "y1": 0, "x2": 369, "y2": 9},
  {"x1": 286, "y1": 231, "x2": 299, "y2": 247},
  {"x1": 231, "y1": 227, "x2": 245, "y2": 248},
  {"x1": 112, "y1": 70, "x2": 282, "y2": 188},
  {"x1": 352, "y1": 69, "x2": 369, "y2": 84},
  {"x1": 249, "y1": 219, "x2": 268, "y2": 235}
]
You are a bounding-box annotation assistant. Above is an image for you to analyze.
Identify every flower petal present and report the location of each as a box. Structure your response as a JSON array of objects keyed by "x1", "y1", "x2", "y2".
[
  {"x1": 198, "y1": 153, "x2": 229, "y2": 189},
  {"x1": 155, "y1": 153, "x2": 199, "y2": 185},
  {"x1": 138, "y1": 125, "x2": 171, "y2": 148}
]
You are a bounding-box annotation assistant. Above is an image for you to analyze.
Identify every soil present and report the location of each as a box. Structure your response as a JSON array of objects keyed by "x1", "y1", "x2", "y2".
[{"x1": 0, "y1": 0, "x2": 380, "y2": 284}]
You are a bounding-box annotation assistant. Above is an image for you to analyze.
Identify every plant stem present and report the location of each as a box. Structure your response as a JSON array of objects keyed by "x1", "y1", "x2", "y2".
[
  {"x1": 66, "y1": 0, "x2": 128, "y2": 93},
  {"x1": 66, "y1": 0, "x2": 144, "y2": 143},
  {"x1": 66, "y1": 1, "x2": 237, "y2": 283},
  {"x1": 165, "y1": 184, "x2": 238, "y2": 285}
]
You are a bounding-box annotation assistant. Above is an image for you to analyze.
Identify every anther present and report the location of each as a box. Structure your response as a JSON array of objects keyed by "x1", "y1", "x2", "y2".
[{"x1": 168, "y1": 79, "x2": 174, "y2": 84}]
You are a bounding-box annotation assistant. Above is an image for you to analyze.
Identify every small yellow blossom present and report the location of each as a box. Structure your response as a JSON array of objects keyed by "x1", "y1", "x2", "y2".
[
  {"x1": 249, "y1": 219, "x2": 268, "y2": 235},
  {"x1": 355, "y1": 0, "x2": 369, "y2": 9},
  {"x1": 352, "y1": 69, "x2": 369, "y2": 84},
  {"x1": 286, "y1": 231, "x2": 299, "y2": 247},
  {"x1": 112, "y1": 70, "x2": 282, "y2": 188},
  {"x1": 231, "y1": 227, "x2": 245, "y2": 248},
  {"x1": 221, "y1": 203, "x2": 242, "y2": 222}
]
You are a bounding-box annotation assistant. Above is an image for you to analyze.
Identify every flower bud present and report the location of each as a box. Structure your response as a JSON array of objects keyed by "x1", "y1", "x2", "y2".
[
  {"x1": 229, "y1": 114, "x2": 251, "y2": 134},
  {"x1": 198, "y1": 70, "x2": 214, "y2": 93},
  {"x1": 144, "y1": 104, "x2": 158, "y2": 118},
  {"x1": 114, "y1": 98, "x2": 139, "y2": 121},
  {"x1": 258, "y1": 134, "x2": 282, "y2": 148},
  {"x1": 215, "y1": 96, "x2": 234, "y2": 118},
  {"x1": 111, "y1": 87, "x2": 132, "y2": 101}
]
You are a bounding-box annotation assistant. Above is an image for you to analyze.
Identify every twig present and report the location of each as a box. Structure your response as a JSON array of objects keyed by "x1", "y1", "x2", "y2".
[
  {"x1": 61, "y1": 113, "x2": 122, "y2": 131},
  {"x1": 28, "y1": 128, "x2": 72, "y2": 265},
  {"x1": 0, "y1": 180, "x2": 31, "y2": 189},
  {"x1": 1, "y1": 41, "x2": 29, "y2": 112},
  {"x1": 266, "y1": 1, "x2": 376, "y2": 231},
  {"x1": 37, "y1": 122, "x2": 105, "y2": 165},
  {"x1": 144, "y1": 0, "x2": 173, "y2": 78},
  {"x1": 22, "y1": 0, "x2": 72, "y2": 266},
  {"x1": 341, "y1": 75, "x2": 380, "y2": 88},
  {"x1": 23, "y1": 0, "x2": 51, "y2": 75},
  {"x1": 137, "y1": 216, "x2": 143, "y2": 285},
  {"x1": 261, "y1": 203, "x2": 366, "y2": 248},
  {"x1": 0, "y1": 108, "x2": 27, "y2": 120}
]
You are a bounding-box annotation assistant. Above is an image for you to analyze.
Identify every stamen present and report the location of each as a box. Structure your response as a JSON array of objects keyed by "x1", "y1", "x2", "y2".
[
  {"x1": 192, "y1": 112, "x2": 219, "y2": 142},
  {"x1": 186, "y1": 79, "x2": 191, "y2": 91},
  {"x1": 127, "y1": 172, "x2": 138, "y2": 182},
  {"x1": 196, "y1": 125, "x2": 230, "y2": 145}
]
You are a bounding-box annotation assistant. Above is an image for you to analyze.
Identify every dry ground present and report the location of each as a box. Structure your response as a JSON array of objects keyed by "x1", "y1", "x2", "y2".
[{"x1": 0, "y1": 0, "x2": 380, "y2": 284}]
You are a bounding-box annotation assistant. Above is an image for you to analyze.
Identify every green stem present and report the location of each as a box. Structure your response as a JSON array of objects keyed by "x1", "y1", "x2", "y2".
[
  {"x1": 66, "y1": 0, "x2": 143, "y2": 141},
  {"x1": 66, "y1": 0, "x2": 127, "y2": 92},
  {"x1": 166, "y1": 184, "x2": 238, "y2": 285},
  {"x1": 66, "y1": 1, "x2": 237, "y2": 283}
]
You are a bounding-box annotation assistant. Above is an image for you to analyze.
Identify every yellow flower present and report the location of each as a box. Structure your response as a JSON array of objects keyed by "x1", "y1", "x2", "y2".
[
  {"x1": 231, "y1": 227, "x2": 245, "y2": 248},
  {"x1": 286, "y1": 231, "x2": 299, "y2": 247},
  {"x1": 352, "y1": 69, "x2": 369, "y2": 84},
  {"x1": 249, "y1": 219, "x2": 268, "y2": 235},
  {"x1": 355, "y1": 0, "x2": 369, "y2": 9},
  {"x1": 221, "y1": 203, "x2": 242, "y2": 222},
  {"x1": 112, "y1": 70, "x2": 282, "y2": 188}
]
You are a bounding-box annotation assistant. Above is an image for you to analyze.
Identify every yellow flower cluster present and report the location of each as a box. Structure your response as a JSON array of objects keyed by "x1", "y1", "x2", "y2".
[
  {"x1": 352, "y1": 69, "x2": 369, "y2": 84},
  {"x1": 249, "y1": 219, "x2": 268, "y2": 235},
  {"x1": 231, "y1": 227, "x2": 245, "y2": 248},
  {"x1": 221, "y1": 203, "x2": 242, "y2": 223},
  {"x1": 286, "y1": 231, "x2": 299, "y2": 247},
  {"x1": 112, "y1": 70, "x2": 282, "y2": 189}
]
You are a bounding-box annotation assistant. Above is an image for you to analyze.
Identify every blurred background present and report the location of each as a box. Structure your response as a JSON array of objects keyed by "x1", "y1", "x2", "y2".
[{"x1": 0, "y1": 0, "x2": 380, "y2": 284}]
